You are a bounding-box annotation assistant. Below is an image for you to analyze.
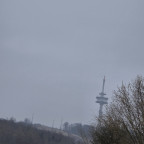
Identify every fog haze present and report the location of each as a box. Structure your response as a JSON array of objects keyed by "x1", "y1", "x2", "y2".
[{"x1": 0, "y1": 0, "x2": 144, "y2": 127}]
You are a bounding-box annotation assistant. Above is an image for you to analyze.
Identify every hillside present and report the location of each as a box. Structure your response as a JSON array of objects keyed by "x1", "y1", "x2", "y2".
[{"x1": 0, "y1": 118, "x2": 79, "y2": 144}]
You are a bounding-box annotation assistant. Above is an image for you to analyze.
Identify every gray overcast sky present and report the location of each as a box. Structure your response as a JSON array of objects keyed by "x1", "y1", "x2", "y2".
[{"x1": 0, "y1": 0, "x2": 144, "y2": 127}]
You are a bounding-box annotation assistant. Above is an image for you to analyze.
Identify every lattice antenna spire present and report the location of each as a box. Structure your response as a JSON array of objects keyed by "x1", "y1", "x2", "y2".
[{"x1": 102, "y1": 76, "x2": 105, "y2": 93}]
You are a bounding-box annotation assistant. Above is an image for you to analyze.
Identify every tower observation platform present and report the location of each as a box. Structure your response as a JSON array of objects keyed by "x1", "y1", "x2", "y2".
[{"x1": 96, "y1": 77, "x2": 108, "y2": 118}]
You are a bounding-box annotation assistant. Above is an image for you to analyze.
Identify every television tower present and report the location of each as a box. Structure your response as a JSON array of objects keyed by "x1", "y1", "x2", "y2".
[{"x1": 96, "y1": 77, "x2": 108, "y2": 118}]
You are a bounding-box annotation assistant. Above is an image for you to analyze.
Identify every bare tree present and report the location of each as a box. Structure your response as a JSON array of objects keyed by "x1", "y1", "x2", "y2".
[{"x1": 91, "y1": 76, "x2": 144, "y2": 144}]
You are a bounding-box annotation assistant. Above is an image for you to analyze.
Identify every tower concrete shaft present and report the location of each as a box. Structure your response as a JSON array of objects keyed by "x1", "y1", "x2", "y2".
[{"x1": 99, "y1": 103, "x2": 103, "y2": 118}]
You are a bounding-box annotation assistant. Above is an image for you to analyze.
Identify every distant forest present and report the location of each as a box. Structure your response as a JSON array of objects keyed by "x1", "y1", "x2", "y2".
[{"x1": 0, "y1": 118, "x2": 75, "y2": 144}]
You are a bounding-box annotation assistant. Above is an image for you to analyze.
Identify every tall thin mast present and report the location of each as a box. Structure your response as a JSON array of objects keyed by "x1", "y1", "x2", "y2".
[{"x1": 102, "y1": 76, "x2": 105, "y2": 94}]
